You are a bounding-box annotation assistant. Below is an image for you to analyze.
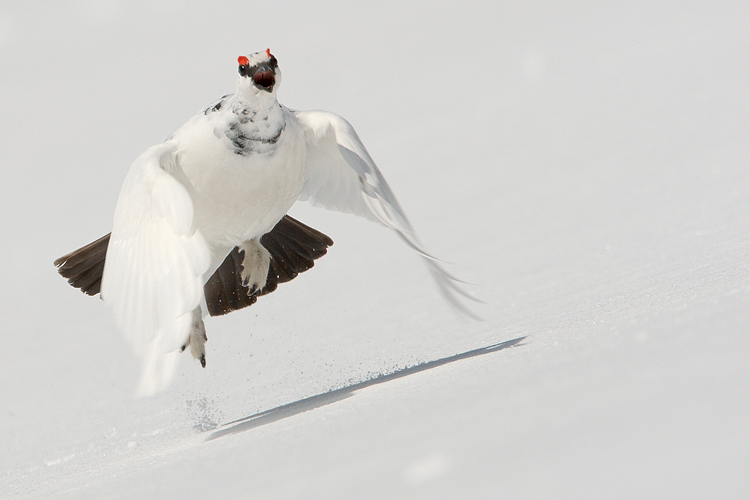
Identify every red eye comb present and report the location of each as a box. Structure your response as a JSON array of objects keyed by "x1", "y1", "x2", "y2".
[
  {"x1": 238, "y1": 56, "x2": 249, "y2": 66},
  {"x1": 266, "y1": 48, "x2": 272, "y2": 58}
]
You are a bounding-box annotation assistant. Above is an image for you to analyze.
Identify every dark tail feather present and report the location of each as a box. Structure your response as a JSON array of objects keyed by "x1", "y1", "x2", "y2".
[
  {"x1": 204, "y1": 215, "x2": 334, "y2": 316},
  {"x1": 54, "y1": 233, "x2": 111, "y2": 296},
  {"x1": 53, "y1": 216, "x2": 334, "y2": 316}
]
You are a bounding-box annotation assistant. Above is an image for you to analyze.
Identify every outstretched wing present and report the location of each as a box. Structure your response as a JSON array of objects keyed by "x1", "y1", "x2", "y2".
[
  {"x1": 100, "y1": 142, "x2": 211, "y2": 396},
  {"x1": 294, "y1": 110, "x2": 480, "y2": 317}
]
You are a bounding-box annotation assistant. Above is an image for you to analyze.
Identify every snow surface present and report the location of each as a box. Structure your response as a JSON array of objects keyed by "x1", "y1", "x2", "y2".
[{"x1": 2, "y1": 1, "x2": 749, "y2": 498}]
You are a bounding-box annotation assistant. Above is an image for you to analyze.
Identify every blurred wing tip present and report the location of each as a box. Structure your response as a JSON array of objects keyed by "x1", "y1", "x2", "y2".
[
  {"x1": 427, "y1": 262, "x2": 486, "y2": 320},
  {"x1": 442, "y1": 290, "x2": 486, "y2": 321},
  {"x1": 133, "y1": 350, "x2": 180, "y2": 398}
]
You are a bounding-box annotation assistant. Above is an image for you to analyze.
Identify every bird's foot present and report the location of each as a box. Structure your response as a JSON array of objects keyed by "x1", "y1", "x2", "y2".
[
  {"x1": 180, "y1": 307, "x2": 208, "y2": 368},
  {"x1": 239, "y1": 239, "x2": 270, "y2": 296}
]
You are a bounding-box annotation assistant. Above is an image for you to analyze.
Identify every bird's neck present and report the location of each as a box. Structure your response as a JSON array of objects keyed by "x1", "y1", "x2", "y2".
[
  {"x1": 224, "y1": 92, "x2": 285, "y2": 155},
  {"x1": 230, "y1": 91, "x2": 279, "y2": 120}
]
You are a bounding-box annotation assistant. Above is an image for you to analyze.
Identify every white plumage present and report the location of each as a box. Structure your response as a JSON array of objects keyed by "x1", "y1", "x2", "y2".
[{"x1": 61, "y1": 49, "x2": 477, "y2": 396}]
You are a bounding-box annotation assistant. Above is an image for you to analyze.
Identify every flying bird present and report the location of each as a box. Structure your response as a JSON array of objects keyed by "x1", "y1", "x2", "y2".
[{"x1": 55, "y1": 49, "x2": 477, "y2": 396}]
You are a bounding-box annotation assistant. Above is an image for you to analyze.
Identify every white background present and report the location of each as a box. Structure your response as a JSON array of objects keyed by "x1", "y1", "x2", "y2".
[{"x1": 1, "y1": 1, "x2": 749, "y2": 498}]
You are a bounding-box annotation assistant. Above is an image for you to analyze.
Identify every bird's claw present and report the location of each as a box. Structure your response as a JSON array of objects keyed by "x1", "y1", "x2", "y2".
[
  {"x1": 239, "y1": 239, "x2": 270, "y2": 297},
  {"x1": 181, "y1": 307, "x2": 208, "y2": 367},
  {"x1": 243, "y1": 279, "x2": 259, "y2": 296}
]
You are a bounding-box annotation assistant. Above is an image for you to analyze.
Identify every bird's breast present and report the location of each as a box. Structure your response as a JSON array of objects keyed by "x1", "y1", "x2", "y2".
[{"x1": 174, "y1": 113, "x2": 307, "y2": 247}]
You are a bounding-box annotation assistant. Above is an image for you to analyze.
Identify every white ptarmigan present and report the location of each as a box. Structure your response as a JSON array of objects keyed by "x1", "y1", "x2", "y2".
[{"x1": 55, "y1": 49, "x2": 478, "y2": 396}]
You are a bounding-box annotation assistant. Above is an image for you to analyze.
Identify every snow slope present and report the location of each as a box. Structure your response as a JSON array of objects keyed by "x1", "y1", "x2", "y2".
[{"x1": 1, "y1": 1, "x2": 749, "y2": 498}]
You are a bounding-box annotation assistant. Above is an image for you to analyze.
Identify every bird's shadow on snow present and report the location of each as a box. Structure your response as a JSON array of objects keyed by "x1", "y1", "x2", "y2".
[{"x1": 207, "y1": 336, "x2": 526, "y2": 441}]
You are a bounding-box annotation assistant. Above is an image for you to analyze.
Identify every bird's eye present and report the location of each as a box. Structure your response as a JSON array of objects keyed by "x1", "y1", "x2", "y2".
[{"x1": 237, "y1": 55, "x2": 250, "y2": 77}]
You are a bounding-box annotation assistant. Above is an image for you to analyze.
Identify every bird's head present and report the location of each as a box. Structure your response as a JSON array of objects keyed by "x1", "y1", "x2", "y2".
[{"x1": 236, "y1": 49, "x2": 281, "y2": 96}]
